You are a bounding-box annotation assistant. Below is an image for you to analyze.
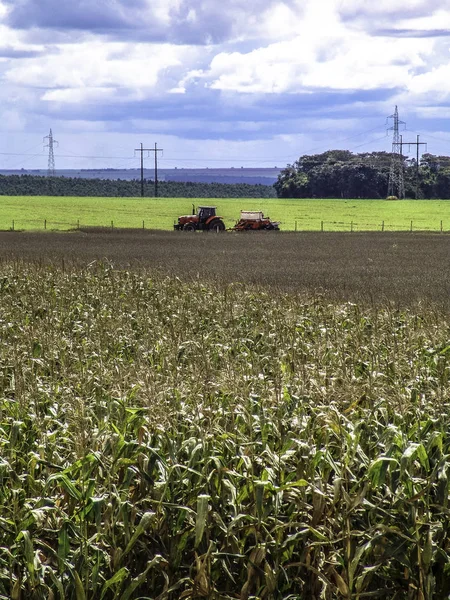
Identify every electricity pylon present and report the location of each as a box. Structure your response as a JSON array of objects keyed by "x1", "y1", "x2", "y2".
[
  {"x1": 43, "y1": 129, "x2": 58, "y2": 177},
  {"x1": 387, "y1": 106, "x2": 405, "y2": 198}
]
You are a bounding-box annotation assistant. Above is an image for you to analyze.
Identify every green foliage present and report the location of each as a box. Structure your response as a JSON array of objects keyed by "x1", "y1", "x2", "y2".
[
  {"x1": 0, "y1": 174, "x2": 276, "y2": 199},
  {"x1": 1, "y1": 262, "x2": 450, "y2": 597},
  {"x1": 275, "y1": 150, "x2": 450, "y2": 199}
]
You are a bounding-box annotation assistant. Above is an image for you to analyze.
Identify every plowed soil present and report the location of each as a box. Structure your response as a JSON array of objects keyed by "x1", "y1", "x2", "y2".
[{"x1": 1, "y1": 229, "x2": 449, "y2": 307}]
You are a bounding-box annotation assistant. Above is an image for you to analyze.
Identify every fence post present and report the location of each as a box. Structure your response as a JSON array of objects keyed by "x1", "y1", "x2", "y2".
[
  {"x1": 12, "y1": 220, "x2": 14, "y2": 231},
  {"x1": 77, "y1": 219, "x2": 80, "y2": 230},
  {"x1": 382, "y1": 220, "x2": 384, "y2": 232},
  {"x1": 441, "y1": 220, "x2": 443, "y2": 233},
  {"x1": 44, "y1": 219, "x2": 46, "y2": 230},
  {"x1": 111, "y1": 220, "x2": 114, "y2": 231},
  {"x1": 295, "y1": 220, "x2": 297, "y2": 232},
  {"x1": 410, "y1": 220, "x2": 413, "y2": 232},
  {"x1": 350, "y1": 221, "x2": 353, "y2": 232},
  {"x1": 321, "y1": 221, "x2": 324, "y2": 232},
  {"x1": 143, "y1": 220, "x2": 145, "y2": 230}
]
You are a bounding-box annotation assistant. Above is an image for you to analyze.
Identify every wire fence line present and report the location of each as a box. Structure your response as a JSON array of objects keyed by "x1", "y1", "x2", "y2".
[
  {"x1": 5, "y1": 219, "x2": 149, "y2": 231},
  {"x1": 1, "y1": 218, "x2": 449, "y2": 233},
  {"x1": 292, "y1": 219, "x2": 448, "y2": 232}
]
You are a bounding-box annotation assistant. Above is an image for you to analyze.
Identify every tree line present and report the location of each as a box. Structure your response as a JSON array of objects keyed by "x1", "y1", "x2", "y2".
[
  {"x1": 274, "y1": 150, "x2": 450, "y2": 199},
  {"x1": 4, "y1": 152, "x2": 450, "y2": 199},
  {"x1": 0, "y1": 175, "x2": 277, "y2": 198}
]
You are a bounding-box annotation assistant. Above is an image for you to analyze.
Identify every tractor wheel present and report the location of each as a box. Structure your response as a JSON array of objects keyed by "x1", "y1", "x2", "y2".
[
  {"x1": 208, "y1": 219, "x2": 225, "y2": 232},
  {"x1": 183, "y1": 222, "x2": 197, "y2": 232}
]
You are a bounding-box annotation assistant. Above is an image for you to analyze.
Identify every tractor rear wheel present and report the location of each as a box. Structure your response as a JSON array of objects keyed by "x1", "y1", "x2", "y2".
[
  {"x1": 183, "y1": 222, "x2": 197, "y2": 231},
  {"x1": 208, "y1": 219, "x2": 225, "y2": 232}
]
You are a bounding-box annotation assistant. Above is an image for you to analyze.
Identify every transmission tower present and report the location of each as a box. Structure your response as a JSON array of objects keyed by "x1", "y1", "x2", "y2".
[
  {"x1": 387, "y1": 106, "x2": 405, "y2": 198},
  {"x1": 43, "y1": 129, "x2": 58, "y2": 177}
]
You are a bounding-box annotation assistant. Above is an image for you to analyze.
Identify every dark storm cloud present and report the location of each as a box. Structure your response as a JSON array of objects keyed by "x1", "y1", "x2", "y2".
[
  {"x1": 374, "y1": 28, "x2": 450, "y2": 38},
  {"x1": 339, "y1": 1, "x2": 449, "y2": 37},
  {"x1": 0, "y1": 46, "x2": 43, "y2": 58},
  {"x1": 3, "y1": 0, "x2": 283, "y2": 45},
  {"x1": 35, "y1": 87, "x2": 398, "y2": 142},
  {"x1": 4, "y1": 0, "x2": 140, "y2": 32},
  {"x1": 340, "y1": 3, "x2": 435, "y2": 23}
]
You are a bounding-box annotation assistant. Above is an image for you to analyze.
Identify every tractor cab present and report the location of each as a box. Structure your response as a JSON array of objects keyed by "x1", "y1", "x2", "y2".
[{"x1": 197, "y1": 206, "x2": 217, "y2": 220}]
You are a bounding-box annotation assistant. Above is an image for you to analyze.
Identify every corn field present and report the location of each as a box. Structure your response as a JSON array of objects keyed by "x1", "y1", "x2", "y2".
[{"x1": 1, "y1": 261, "x2": 450, "y2": 599}]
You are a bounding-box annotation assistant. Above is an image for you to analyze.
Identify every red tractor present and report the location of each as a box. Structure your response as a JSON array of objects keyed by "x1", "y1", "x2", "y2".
[
  {"x1": 174, "y1": 205, "x2": 226, "y2": 232},
  {"x1": 231, "y1": 210, "x2": 280, "y2": 231}
]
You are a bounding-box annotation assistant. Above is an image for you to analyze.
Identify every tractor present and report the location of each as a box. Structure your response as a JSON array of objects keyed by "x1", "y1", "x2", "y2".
[
  {"x1": 231, "y1": 210, "x2": 280, "y2": 231},
  {"x1": 174, "y1": 205, "x2": 226, "y2": 232}
]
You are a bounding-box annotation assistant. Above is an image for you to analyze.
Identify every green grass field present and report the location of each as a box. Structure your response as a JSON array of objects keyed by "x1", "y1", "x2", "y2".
[{"x1": 2, "y1": 195, "x2": 450, "y2": 231}]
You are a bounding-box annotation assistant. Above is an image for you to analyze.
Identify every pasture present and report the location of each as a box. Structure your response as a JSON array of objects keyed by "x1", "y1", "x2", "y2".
[
  {"x1": 1, "y1": 231, "x2": 450, "y2": 598},
  {"x1": 1, "y1": 195, "x2": 450, "y2": 231}
]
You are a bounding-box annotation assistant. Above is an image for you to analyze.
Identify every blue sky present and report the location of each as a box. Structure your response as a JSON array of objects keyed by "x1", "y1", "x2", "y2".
[{"x1": 0, "y1": 0, "x2": 450, "y2": 170}]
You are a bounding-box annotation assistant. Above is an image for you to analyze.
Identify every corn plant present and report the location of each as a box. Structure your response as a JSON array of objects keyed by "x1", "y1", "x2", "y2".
[{"x1": 0, "y1": 261, "x2": 449, "y2": 599}]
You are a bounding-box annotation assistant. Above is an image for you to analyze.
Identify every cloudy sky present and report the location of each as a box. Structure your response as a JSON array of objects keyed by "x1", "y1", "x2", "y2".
[{"x1": 0, "y1": 0, "x2": 450, "y2": 170}]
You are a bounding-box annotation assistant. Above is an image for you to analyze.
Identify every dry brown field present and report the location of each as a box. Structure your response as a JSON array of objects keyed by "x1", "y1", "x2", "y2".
[{"x1": 1, "y1": 229, "x2": 449, "y2": 307}]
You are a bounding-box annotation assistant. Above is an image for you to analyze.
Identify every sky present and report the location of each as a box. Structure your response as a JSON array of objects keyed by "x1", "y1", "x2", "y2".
[{"x1": 1, "y1": 0, "x2": 450, "y2": 170}]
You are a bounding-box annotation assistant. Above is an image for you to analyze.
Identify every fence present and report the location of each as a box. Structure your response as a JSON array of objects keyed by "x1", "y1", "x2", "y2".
[
  {"x1": 292, "y1": 219, "x2": 448, "y2": 233},
  {"x1": 2, "y1": 218, "x2": 449, "y2": 233},
  {"x1": 6, "y1": 219, "x2": 150, "y2": 232}
]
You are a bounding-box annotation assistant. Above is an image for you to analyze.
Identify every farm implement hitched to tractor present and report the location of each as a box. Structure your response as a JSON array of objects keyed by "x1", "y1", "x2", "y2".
[{"x1": 174, "y1": 205, "x2": 280, "y2": 232}]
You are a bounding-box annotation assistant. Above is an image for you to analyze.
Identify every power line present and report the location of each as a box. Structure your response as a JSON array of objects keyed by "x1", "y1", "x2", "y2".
[
  {"x1": 348, "y1": 134, "x2": 389, "y2": 151},
  {"x1": 305, "y1": 123, "x2": 388, "y2": 155},
  {"x1": 405, "y1": 129, "x2": 450, "y2": 146},
  {"x1": 0, "y1": 152, "x2": 47, "y2": 157}
]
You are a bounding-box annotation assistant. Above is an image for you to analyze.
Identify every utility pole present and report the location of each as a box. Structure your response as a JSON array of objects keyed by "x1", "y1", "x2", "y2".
[
  {"x1": 154, "y1": 142, "x2": 162, "y2": 198},
  {"x1": 135, "y1": 143, "x2": 147, "y2": 197},
  {"x1": 134, "y1": 142, "x2": 163, "y2": 197},
  {"x1": 400, "y1": 135, "x2": 427, "y2": 199},
  {"x1": 387, "y1": 106, "x2": 405, "y2": 199},
  {"x1": 43, "y1": 129, "x2": 58, "y2": 177}
]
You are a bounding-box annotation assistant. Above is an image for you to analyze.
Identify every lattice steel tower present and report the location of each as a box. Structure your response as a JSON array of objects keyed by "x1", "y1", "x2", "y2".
[
  {"x1": 387, "y1": 106, "x2": 405, "y2": 199},
  {"x1": 43, "y1": 129, "x2": 58, "y2": 177}
]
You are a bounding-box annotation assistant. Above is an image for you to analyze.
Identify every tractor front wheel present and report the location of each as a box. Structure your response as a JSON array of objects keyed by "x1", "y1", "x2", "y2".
[{"x1": 183, "y1": 222, "x2": 197, "y2": 231}]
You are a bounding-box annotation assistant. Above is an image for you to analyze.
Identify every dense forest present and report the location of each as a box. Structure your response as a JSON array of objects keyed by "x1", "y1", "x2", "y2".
[
  {"x1": 0, "y1": 175, "x2": 277, "y2": 198},
  {"x1": 3, "y1": 152, "x2": 450, "y2": 199},
  {"x1": 274, "y1": 150, "x2": 450, "y2": 199}
]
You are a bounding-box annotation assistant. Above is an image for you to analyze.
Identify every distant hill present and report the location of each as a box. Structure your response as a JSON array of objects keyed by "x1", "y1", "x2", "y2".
[{"x1": 0, "y1": 168, "x2": 282, "y2": 186}]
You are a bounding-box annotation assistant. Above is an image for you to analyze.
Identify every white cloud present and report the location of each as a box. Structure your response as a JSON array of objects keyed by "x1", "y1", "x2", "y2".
[
  {"x1": 150, "y1": 0, "x2": 183, "y2": 25},
  {"x1": 189, "y1": 26, "x2": 433, "y2": 94},
  {"x1": 415, "y1": 106, "x2": 450, "y2": 119},
  {"x1": 42, "y1": 87, "x2": 114, "y2": 103},
  {"x1": 5, "y1": 40, "x2": 196, "y2": 101},
  {"x1": 409, "y1": 64, "x2": 450, "y2": 98},
  {"x1": 396, "y1": 9, "x2": 450, "y2": 31},
  {"x1": 0, "y1": 23, "x2": 39, "y2": 48},
  {"x1": 256, "y1": 3, "x2": 305, "y2": 40},
  {"x1": 0, "y1": 108, "x2": 26, "y2": 130}
]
